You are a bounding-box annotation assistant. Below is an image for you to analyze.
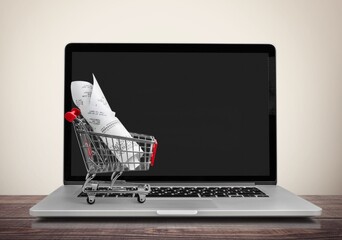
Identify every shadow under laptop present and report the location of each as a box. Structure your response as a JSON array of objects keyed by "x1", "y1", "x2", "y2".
[{"x1": 31, "y1": 217, "x2": 320, "y2": 229}]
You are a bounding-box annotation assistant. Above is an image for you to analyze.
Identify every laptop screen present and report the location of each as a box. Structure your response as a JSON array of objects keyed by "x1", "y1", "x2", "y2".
[{"x1": 64, "y1": 44, "x2": 276, "y2": 183}]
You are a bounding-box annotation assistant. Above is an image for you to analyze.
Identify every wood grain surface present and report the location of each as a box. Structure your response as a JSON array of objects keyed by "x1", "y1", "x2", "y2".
[{"x1": 0, "y1": 195, "x2": 341, "y2": 239}]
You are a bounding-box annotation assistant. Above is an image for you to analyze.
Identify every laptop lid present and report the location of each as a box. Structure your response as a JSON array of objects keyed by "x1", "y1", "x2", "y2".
[{"x1": 64, "y1": 43, "x2": 276, "y2": 185}]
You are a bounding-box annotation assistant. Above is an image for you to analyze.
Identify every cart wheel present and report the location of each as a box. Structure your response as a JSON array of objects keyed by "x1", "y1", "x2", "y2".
[
  {"x1": 137, "y1": 195, "x2": 146, "y2": 203},
  {"x1": 87, "y1": 196, "x2": 95, "y2": 204}
]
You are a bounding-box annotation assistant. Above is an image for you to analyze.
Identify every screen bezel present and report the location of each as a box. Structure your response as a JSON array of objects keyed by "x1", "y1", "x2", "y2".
[{"x1": 64, "y1": 43, "x2": 276, "y2": 184}]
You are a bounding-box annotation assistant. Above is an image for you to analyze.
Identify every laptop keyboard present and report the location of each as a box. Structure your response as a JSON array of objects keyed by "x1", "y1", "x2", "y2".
[{"x1": 78, "y1": 187, "x2": 269, "y2": 198}]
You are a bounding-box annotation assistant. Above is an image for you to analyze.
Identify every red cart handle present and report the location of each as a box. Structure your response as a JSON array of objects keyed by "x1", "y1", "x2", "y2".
[
  {"x1": 65, "y1": 108, "x2": 81, "y2": 122},
  {"x1": 150, "y1": 140, "x2": 158, "y2": 167}
]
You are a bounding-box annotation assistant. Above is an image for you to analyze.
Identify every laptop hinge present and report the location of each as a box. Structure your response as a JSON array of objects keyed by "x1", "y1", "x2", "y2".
[
  {"x1": 64, "y1": 181, "x2": 276, "y2": 185},
  {"x1": 140, "y1": 182, "x2": 256, "y2": 186}
]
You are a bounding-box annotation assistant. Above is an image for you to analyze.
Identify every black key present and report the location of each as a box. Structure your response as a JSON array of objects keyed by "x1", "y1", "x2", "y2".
[
  {"x1": 174, "y1": 194, "x2": 199, "y2": 197},
  {"x1": 216, "y1": 193, "x2": 227, "y2": 197},
  {"x1": 147, "y1": 194, "x2": 198, "y2": 198},
  {"x1": 107, "y1": 193, "x2": 119, "y2": 197},
  {"x1": 117, "y1": 194, "x2": 133, "y2": 197},
  {"x1": 201, "y1": 193, "x2": 215, "y2": 197},
  {"x1": 147, "y1": 194, "x2": 163, "y2": 197}
]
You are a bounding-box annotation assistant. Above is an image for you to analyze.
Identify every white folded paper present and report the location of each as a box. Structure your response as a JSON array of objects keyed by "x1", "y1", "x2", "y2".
[{"x1": 71, "y1": 74, "x2": 142, "y2": 170}]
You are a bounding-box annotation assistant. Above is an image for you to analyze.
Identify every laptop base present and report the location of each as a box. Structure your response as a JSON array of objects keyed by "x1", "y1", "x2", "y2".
[{"x1": 30, "y1": 185, "x2": 321, "y2": 217}]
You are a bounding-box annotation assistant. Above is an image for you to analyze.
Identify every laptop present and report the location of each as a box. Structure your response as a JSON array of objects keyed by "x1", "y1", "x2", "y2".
[{"x1": 30, "y1": 43, "x2": 321, "y2": 217}]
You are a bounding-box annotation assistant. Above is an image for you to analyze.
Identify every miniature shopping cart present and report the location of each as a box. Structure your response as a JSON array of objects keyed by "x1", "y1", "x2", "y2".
[{"x1": 65, "y1": 108, "x2": 158, "y2": 204}]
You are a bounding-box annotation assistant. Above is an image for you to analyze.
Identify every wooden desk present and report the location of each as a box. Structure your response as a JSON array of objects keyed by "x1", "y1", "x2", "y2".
[{"x1": 0, "y1": 195, "x2": 341, "y2": 239}]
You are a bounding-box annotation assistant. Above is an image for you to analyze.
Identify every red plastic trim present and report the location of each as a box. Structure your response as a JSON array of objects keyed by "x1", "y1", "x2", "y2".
[
  {"x1": 150, "y1": 140, "x2": 158, "y2": 167},
  {"x1": 65, "y1": 108, "x2": 81, "y2": 122}
]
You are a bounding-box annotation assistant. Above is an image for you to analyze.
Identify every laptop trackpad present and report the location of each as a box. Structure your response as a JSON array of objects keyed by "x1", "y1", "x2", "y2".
[{"x1": 152, "y1": 199, "x2": 218, "y2": 215}]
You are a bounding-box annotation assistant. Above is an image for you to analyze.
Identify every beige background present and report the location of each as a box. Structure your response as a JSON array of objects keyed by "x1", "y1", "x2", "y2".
[{"x1": 0, "y1": 0, "x2": 341, "y2": 195}]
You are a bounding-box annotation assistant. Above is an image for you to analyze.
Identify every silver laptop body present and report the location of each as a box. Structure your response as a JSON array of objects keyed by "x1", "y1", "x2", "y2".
[{"x1": 30, "y1": 43, "x2": 321, "y2": 217}]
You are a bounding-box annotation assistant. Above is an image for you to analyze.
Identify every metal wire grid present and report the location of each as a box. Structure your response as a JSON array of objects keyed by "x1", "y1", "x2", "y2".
[{"x1": 73, "y1": 118, "x2": 155, "y2": 174}]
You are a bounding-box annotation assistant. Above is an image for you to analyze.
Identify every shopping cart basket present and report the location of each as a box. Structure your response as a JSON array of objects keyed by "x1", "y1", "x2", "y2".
[{"x1": 65, "y1": 108, "x2": 158, "y2": 204}]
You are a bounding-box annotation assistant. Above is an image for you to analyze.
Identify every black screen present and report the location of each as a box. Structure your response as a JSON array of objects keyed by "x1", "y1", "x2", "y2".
[{"x1": 65, "y1": 44, "x2": 276, "y2": 182}]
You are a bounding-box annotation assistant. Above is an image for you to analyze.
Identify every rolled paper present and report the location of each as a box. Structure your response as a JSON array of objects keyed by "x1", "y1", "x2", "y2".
[{"x1": 71, "y1": 74, "x2": 142, "y2": 170}]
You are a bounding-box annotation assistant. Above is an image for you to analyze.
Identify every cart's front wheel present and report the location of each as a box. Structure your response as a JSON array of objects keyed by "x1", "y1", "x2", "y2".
[
  {"x1": 87, "y1": 196, "x2": 95, "y2": 204},
  {"x1": 137, "y1": 195, "x2": 146, "y2": 203}
]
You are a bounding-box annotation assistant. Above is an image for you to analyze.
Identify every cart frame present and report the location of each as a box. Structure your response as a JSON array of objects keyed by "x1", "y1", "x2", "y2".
[{"x1": 65, "y1": 108, "x2": 158, "y2": 204}]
